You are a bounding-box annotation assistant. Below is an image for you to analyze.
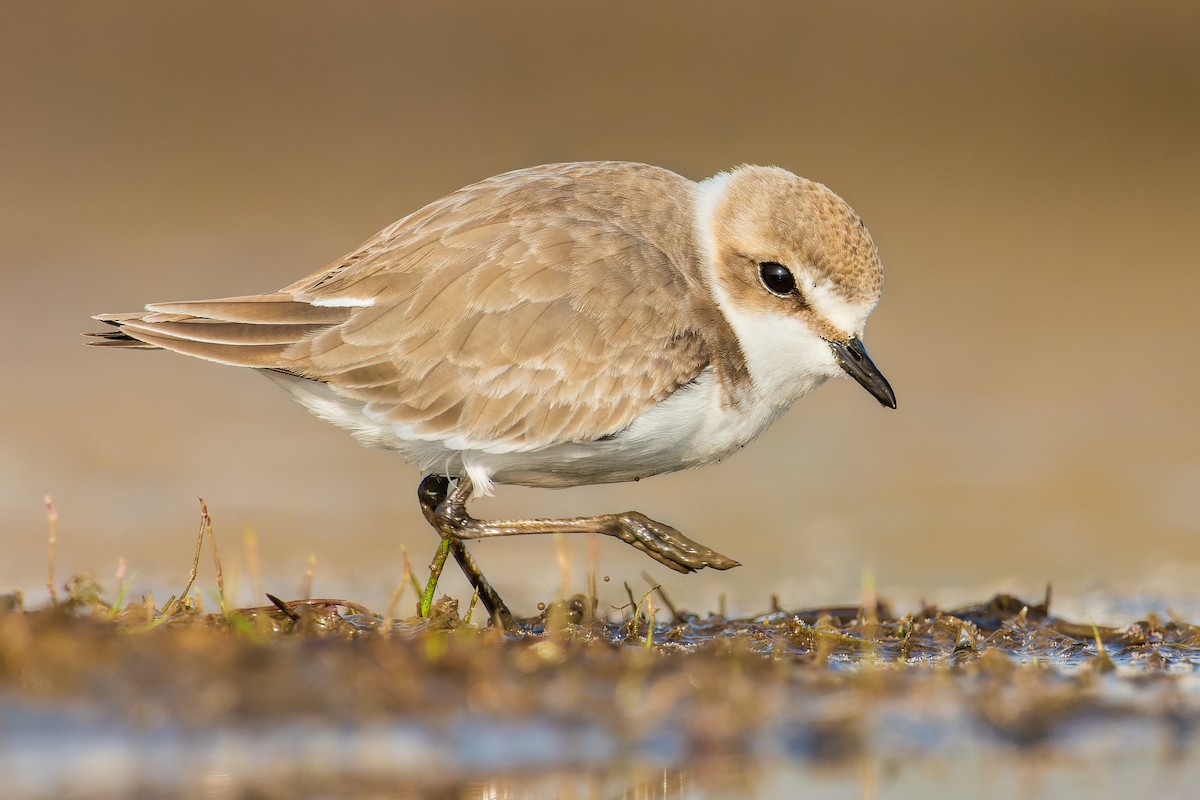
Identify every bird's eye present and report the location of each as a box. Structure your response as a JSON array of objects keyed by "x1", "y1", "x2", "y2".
[{"x1": 759, "y1": 262, "x2": 796, "y2": 296}]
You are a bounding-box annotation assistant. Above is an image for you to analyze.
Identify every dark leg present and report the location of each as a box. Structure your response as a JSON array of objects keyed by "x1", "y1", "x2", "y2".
[
  {"x1": 418, "y1": 474, "x2": 739, "y2": 574},
  {"x1": 418, "y1": 475, "x2": 518, "y2": 632}
]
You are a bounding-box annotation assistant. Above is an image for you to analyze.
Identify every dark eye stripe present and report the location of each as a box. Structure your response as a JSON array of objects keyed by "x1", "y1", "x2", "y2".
[{"x1": 759, "y1": 262, "x2": 796, "y2": 296}]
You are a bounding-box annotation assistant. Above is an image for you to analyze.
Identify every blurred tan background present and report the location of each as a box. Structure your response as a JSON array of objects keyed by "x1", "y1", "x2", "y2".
[{"x1": 3, "y1": 2, "x2": 1199, "y2": 615}]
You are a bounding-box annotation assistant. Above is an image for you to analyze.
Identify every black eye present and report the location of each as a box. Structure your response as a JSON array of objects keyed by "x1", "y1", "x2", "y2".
[{"x1": 759, "y1": 262, "x2": 796, "y2": 296}]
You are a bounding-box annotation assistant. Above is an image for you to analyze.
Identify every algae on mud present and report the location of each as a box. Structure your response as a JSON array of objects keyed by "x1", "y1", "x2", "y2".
[{"x1": 2, "y1": 570, "x2": 1199, "y2": 799}]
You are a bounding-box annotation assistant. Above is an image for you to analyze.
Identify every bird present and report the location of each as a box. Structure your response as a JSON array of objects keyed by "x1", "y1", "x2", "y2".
[{"x1": 88, "y1": 161, "x2": 896, "y2": 628}]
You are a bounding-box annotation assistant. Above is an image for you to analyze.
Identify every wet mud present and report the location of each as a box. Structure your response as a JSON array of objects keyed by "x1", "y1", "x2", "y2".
[{"x1": 2, "y1": 577, "x2": 1198, "y2": 799}]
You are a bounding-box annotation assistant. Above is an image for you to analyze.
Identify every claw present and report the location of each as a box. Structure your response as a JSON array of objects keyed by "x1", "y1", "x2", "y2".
[{"x1": 608, "y1": 512, "x2": 740, "y2": 573}]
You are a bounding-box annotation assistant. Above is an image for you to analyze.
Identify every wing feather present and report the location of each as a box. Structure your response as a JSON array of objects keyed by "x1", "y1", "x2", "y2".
[{"x1": 92, "y1": 162, "x2": 714, "y2": 452}]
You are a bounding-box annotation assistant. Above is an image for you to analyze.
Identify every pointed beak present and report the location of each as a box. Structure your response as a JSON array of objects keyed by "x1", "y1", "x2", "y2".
[{"x1": 827, "y1": 337, "x2": 897, "y2": 409}]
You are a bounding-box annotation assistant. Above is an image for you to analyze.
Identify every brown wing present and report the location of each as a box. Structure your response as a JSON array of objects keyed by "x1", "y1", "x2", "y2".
[{"x1": 91, "y1": 162, "x2": 711, "y2": 453}]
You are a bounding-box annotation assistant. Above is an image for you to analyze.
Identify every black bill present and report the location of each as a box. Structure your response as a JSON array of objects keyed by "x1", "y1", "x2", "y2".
[{"x1": 827, "y1": 337, "x2": 897, "y2": 409}]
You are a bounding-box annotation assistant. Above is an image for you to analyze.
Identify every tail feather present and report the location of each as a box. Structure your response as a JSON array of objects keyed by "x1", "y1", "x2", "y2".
[
  {"x1": 82, "y1": 329, "x2": 159, "y2": 349},
  {"x1": 113, "y1": 329, "x2": 292, "y2": 368},
  {"x1": 86, "y1": 293, "x2": 350, "y2": 370},
  {"x1": 113, "y1": 317, "x2": 327, "y2": 346},
  {"x1": 146, "y1": 294, "x2": 348, "y2": 325}
]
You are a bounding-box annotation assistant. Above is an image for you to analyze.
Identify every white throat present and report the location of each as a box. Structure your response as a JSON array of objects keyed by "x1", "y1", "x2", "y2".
[{"x1": 693, "y1": 173, "x2": 850, "y2": 408}]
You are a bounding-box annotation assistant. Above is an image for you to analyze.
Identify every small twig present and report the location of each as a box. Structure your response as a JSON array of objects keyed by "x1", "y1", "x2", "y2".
[
  {"x1": 1089, "y1": 617, "x2": 1115, "y2": 672},
  {"x1": 624, "y1": 581, "x2": 640, "y2": 635},
  {"x1": 543, "y1": 536, "x2": 574, "y2": 635},
  {"x1": 165, "y1": 500, "x2": 207, "y2": 617},
  {"x1": 860, "y1": 564, "x2": 878, "y2": 625},
  {"x1": 463, "y1": 586, "x2": 480, "y2": 626},
  {"x1": 266, "y1": 593, "x2": 301, "y2": 623},
  {"x1": 106, "y1": 557, "x2": 135, "y2": 621},
  {"x1": 645, "y1": 593, "x2": 656, "y2": 649},
  {"x1": 400, "y1": 545, "x2": 422, "y2": 598},
  {"x1": 240, "y1": 596, "x2": 373, "y2": 618},
  {"x1": 202, "y1": 500, "x2": 227, "y2": 616},
  {"x1": 44, "y1": 495, "x2": 58, "y2": 604},
  {"x1": 385, "y1": 581, "x2": 406, "y2": 629},
  {"x1": 381, "y1": 550, "x2": 415, "y2": 635},
  {"x1": 641, "y1": 570, "x2": 680, "y2": 623},
  {"x1": 300, "y1": 554, "x2": 317, "y2": 600},
  {"x1": 586, "y1": 534, "x2": 599, "y2": 622},
  {"x1": 420, "y1": 537, "x2": 452, "y2": 618},
  {"x1": 555, "y1": 534, "x2": 571, "y2": 601}
]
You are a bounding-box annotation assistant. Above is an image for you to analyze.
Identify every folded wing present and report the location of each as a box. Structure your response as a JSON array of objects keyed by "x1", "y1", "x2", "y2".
[{"x1": 89, "y1": 162, "x2": 711, "y2": 453}]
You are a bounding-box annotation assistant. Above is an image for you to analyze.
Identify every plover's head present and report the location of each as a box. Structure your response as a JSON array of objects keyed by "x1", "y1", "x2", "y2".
[{"x1": 695, "y1": 165, "x2": 896, "y2": 409}]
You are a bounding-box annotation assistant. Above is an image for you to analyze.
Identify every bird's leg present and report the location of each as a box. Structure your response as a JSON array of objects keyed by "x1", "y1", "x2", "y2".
[
  {"x1": 420, "y1": 475, "x2": 740, "y2": 576},
  {"x1": 417, "y1": 475, "x2": 518, "y2": 633}
]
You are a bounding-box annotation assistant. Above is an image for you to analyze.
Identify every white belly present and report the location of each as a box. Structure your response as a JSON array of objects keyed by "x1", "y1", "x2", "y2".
[{"x1": 265, "y1": 368, "x2": 829, "y2": 493}]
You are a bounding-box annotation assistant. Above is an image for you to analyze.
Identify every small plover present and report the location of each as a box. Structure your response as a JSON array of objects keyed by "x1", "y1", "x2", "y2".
[{"x1": 89, "y1": 161, "x2": 895, "y2": 625}]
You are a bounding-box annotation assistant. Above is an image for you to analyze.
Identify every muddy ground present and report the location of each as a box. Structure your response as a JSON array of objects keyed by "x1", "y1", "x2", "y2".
[{"x1": 2, "y1": 570, "x2": 1198, "y2": 800}]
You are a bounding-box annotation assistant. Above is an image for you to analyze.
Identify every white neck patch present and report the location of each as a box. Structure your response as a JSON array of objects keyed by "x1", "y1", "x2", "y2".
[
  {"x1": 692, "y1": 173, "x2": 846, "y2": 407},
  {"x1": 692, "y1": 171, "x2": 733, "y2": 271}
]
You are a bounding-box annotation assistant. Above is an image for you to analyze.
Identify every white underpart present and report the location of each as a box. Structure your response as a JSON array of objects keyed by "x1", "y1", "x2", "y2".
[{"x1": 263, "y1": 368, "x2": 781, "y2": 492}]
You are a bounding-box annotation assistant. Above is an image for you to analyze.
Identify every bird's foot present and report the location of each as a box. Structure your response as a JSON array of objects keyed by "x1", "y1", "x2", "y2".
[
  {"x1": 419, "y1": 474, "x2": 739, "y2": 575},
  {"x1": 599, "y1": 511, "x2": 741, "y2": 574}
]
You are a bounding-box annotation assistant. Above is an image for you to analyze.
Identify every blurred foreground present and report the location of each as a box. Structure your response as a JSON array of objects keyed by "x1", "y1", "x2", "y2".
[{"x1": 3, "y1": 566, "x2": 1199, "y2": 800}]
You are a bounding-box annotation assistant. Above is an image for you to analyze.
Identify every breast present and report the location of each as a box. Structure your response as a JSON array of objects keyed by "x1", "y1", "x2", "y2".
[
  {"x1": 470, "y1": 369, "x2": 809, "y2": 489},
  {"x1": 266, "y1": 364, "x2": 824, "y2": 492}
]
